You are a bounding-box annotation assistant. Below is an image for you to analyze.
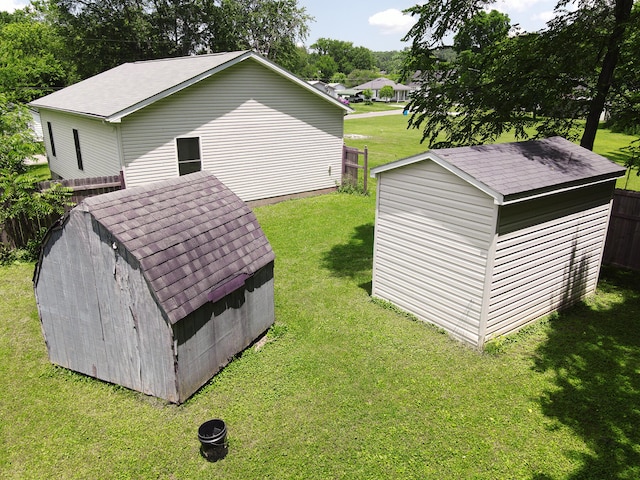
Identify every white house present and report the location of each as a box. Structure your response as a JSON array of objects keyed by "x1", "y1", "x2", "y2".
[
  {"x1": 370, "y1": 137, "x2": 625, "y2": 348},
  {"x1": 353, "y1": 78, "x2": 412, "y2": 102},
  {"x1": 29, "y1": 51, "x2": 352, "y2": 203}
]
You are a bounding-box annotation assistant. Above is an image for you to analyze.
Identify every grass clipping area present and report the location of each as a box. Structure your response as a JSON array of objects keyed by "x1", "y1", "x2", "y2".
[{"x1": 1, "y1": 190, "x2": 639, "y2": 479}]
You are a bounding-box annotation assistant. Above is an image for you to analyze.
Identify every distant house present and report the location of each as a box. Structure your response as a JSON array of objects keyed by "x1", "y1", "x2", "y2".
[
  {"x1": 370, "y1": 137, "x2": 625, "y2": 348},
  {"x1": 34, "y1": 172, "x2": 275, "y2": 403},
  {"x1": 30, "y1": 51, "x2": 352, "y2": 203},
  {"x1": 353, "y1": 78, "x2": 412, "y2": 102}
]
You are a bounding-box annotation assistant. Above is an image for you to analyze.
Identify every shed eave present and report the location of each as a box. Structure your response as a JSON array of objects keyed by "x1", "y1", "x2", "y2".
[
  {"x1": 27, "y1": 104, "x2": 108, "y2": 121},
  {"x1": 500, "y1": 174, "x2": 624, "y2": 205}
]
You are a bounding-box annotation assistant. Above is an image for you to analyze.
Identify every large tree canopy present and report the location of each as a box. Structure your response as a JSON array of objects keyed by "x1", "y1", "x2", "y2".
[
  {"x1": 403, "y1": 0, "x2": 637, "y2": 150},
  {"x1": 49, "y1": 0, "x2": 312, "y2": 79},
  {"x1": 0, "y1": 7, "x2": 76, "y2": 103}
]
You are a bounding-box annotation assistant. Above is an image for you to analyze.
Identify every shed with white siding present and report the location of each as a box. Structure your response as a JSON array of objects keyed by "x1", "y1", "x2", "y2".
[
  {"x1": 370, "y1": 137, "x2": 626, "y2": 348},
  {"x1": 29, "y1": 51, "x2": 351, "y2": 203},
  {"x1": 33, "y1": 172, "x2": 275, "y2": 403}
]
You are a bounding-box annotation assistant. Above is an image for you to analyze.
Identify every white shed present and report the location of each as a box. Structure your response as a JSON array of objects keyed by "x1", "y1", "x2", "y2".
[
  {"x1": 370, "y1": 137, "x2": 626, "y2": 348},
  {"x1": 29, "y1": 51, "x2": 351, "y2": 203}
]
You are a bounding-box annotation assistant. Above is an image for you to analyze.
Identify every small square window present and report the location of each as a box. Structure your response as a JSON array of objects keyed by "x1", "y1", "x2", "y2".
[{"x1": 177, "y1": 137, "x2": 201, "y2": 176}]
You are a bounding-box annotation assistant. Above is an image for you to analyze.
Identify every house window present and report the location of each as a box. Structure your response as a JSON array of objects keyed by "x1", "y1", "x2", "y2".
[
  {"x1": 47, "y1": 122, "x2": 56, "y2": 157},
  {"x1": 73, "y1": 129, "x2": 83, "y2": 171},
  {"x1": 176, "y1": 137, "x2": 201, "y2": 176}
]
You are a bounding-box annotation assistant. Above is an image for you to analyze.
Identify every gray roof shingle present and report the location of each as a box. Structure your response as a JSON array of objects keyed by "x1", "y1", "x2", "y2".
[
  {"x1": 29, "y1": 51, "x2": 351, "y2": 120},
  {"x1": 433, "y1": 137, "x2": 626, "y2": 200},
  {"x1": 80, "y1": 172, "x2": 274, "y2": 324},
  {"x1": 371, "y1": 137, "x2": 626, "y2": 203},
  {"x1": 30, "y1": 52, "x2": 249, "y2": 119}
]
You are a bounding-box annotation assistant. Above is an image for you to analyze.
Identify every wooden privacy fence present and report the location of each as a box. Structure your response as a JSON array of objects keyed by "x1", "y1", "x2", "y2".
[
  {"x1": 2, "y1": 174, "x2": 123, "y2": 249},
  {"x1": 603, "y1": 189, "x2": 640, "y2": 271},
  {"x1": 342, "y1": 145, "x2": 368, "y2": 193}
]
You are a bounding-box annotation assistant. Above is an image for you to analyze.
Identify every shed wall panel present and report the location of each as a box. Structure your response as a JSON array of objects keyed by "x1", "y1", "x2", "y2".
[
  {"x1": 486, "y1": 203, "x2": 612, "y2": 340},
  {"x1": 120, "y1": 59, "x2": 344, "y2": 201},
  {"x1": 38, "y1": 110, "x2": 120, "y2": 179},
  {"x1": 372, "y1": 161, "x2": 496, "y2": 345},
  {"x1": 35, "y1": 211, "x2": 178, "y2": 402},
  {"x1": 173, "y1": 263, "x2": 275, "y2": 402}
]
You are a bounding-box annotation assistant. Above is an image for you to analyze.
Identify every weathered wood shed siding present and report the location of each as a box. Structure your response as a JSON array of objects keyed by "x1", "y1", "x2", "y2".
[
  {"x1": 38, "y1": 109, "x2": 121, "y2": 180},
  {"x1": 120, "y1": 59, "x2": 344, "y2": 201},
  {"x1": 173, "y1": 264, "x2": 274, "y2": 400},
  {"x1": 372, "y1": 161, "x2": 496, "y2": 346},
  {"x1": 34, "y1": 173, "x2": 276, "y2": 403},
  {"x1": 36, "y1": 211, "x2": 177, "y2": 401}
]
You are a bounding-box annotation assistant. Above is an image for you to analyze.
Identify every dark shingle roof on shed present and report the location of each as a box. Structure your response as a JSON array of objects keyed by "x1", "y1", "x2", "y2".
[
  {"x1": 80, "y1": 172, "x2": 274, "y2": 324},
  {"x1": 371, "y1": 137, "x2": 626, "y2": 203}
]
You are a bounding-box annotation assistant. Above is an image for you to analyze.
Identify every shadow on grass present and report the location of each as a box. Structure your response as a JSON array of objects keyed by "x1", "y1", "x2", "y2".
[
  {"x1": 321, "y1": 223, "x2": 374, "y2": 293},
  {"x1": 533, "y1": 266, "x2": 640, "y2": 479}
]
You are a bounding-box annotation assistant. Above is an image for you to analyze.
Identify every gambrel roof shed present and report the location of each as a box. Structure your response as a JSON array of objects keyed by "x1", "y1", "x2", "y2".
[
  {"x1": 370, "y1": 137, "x2": 625, "y2": 348},
  {"x1": 34, "y1": 172, "x2": 276, "y2": 402}
]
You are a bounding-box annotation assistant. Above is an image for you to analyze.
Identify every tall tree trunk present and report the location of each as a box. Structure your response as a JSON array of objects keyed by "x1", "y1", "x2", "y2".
[{"x1": 581, "y1": 0, "x2": 633, "y2": 150}]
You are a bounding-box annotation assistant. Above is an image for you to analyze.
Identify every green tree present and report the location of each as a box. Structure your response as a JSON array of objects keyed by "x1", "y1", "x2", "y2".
[
  {"x1": 0, "y1": 7, "x2": 76, "y2": 103},
  {"x1": 218, "y1": 0, "x2": 312, "y2": 69},
  {"x1": 330, "y1": 72, "x2": 348, "y2": 84},
  {"x1": 310, "y1": 38, "x2": 374, "y2": 73},
  {"x1": 346, "y1": 69, "x2": 380, "y2": 87},
  {"x1": 379, "y1": 85, "x2": 394, "y2": 102},
  {"x1": 0, "y1": 95, "x2": 42, "y2": 174},
  {"x1": 403, "y1": 0, "x2": 636, "y2": 150},
  {"x1": 362, "y1": 88, "x2": 373, "y2": 104}
]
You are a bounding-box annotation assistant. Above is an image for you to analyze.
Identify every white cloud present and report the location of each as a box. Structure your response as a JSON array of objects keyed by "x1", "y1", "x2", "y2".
[
  {"x1": 0, "y1": 0, "x2": 29, "y2": 13},
  {"x1": 368, "y1": 9, "x2": 417, "y2": 35}
]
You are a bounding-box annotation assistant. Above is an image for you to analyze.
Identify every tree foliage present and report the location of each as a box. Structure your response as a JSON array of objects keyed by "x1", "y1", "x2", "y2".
[
  {"x1": 0, "y1": 95, "x2": 42, "y2": 174},
  {"x1": 403, "y1": 0, "x2": 637, "y2": 150},
  {"x1": 0, "y1": 6, "x2": 76, "y2": 103},
  {"x1": 379, "y1": 85, "x2": 394, "y2": 101},
  {"x1": 49, "y1": 0, "x2": 312, "y2": 79}
]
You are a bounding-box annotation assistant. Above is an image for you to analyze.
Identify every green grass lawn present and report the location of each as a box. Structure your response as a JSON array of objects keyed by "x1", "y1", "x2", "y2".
[
  {"x1": 2, "y1": 191, "x2": 639, "y2": 478},
  {"x1": 343, "y1": 116, "x2": 640, "y2": 190},
  {"x1": 348, "y1": 101, "x2": 407, "y2": 114},
  {"x1": 1, "y1": 117, "x2": 639, "y2": 478}
]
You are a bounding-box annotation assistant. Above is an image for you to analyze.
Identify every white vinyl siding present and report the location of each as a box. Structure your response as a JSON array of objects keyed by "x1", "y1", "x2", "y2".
[
  {"x1": 485, "y1": 202, "x2": 612, "y2": 340},
  {"x1": 38, "y1": 109, "x2": 120, "y2": 179},
  {"x1": 372, "y1": 161, "x2": 496, "y2": 345},
  {"x1": 120, "y1": 59, "x2": 344, "y2": 201}
]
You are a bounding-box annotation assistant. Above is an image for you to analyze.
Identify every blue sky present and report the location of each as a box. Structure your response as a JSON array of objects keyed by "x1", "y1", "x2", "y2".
[{"x1": 2, "y1": 0, "x2": 561, "y2": 51}]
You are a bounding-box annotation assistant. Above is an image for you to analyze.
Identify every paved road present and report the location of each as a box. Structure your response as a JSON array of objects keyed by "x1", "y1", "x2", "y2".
[{"x1": 345, "y1": 109, "x2": 407, "y2": 120}]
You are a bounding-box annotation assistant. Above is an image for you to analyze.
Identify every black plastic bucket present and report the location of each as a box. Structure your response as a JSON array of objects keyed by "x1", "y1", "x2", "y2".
[{"x1": 198, "y1": 419, "x2": 228, "y2": 461}]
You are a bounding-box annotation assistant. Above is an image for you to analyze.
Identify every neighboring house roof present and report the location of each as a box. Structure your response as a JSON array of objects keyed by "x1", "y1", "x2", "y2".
[
  {"x1": 30, "y1": 51, "x2": 351, "y2": 122},
  {"x1": 76, "y1": 172, "x2": 274, "y2": 324},
  {"x1": 371, "y1": 137, "x2": 626, "y2": 204},
  {"x1": 354, "y1": 77, "x2": 412, "y2": 91},
  {"x1": 328, "y1": 83, "x2": 346, "y2": 90}
]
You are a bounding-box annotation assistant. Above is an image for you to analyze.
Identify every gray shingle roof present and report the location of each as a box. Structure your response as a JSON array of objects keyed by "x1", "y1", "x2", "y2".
[
  {"x1": 30, "y1": 52, "x2": 249, "y2": 119},
  {"x1": 29, "y1": 51, "x2": 351, "y2": 120},
  {"x1": 371, "y1": 137, "x2": 626, "y2": 203},
  {"x1": 80, "y1": 172, "x2": 274, "y2": 324},
  {"x1": 433, "y1": 137, "x2": 626, "y2": 200}
]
